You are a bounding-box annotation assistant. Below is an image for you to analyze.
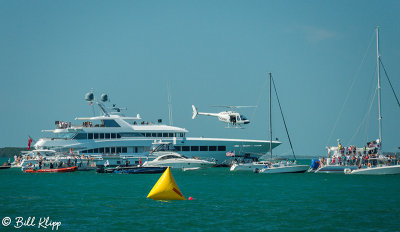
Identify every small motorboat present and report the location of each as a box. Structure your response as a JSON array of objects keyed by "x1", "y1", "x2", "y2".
[
  {"x1": 142, "y1": 152, "x2": 215, "y2": 169},
  {"x1": 96, "y1": 165, "x2": 167, "y2": 174},
  {"x1": 0, "y1": 161, "x2": 11, "y2": 169},
  {"x1": 24, "y1": 166, "x2": 78, "y2": 173}
]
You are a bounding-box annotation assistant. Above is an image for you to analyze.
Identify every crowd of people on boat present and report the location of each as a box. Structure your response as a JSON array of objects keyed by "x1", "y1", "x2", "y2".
[
  {"x1": 13, "y1": 152, "x2": 96, "y2": 170},
  {"x1": 56, "y1": 121, "x2": 71, "y2": 129},
  {"x1": 317, "y1": 141, "x2": 399, "y2": 169}
]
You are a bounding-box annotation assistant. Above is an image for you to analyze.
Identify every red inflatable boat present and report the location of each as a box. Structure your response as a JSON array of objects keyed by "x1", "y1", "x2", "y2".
[{"x1": 25, "y1": 166, "x2": 78, "y2": 173}]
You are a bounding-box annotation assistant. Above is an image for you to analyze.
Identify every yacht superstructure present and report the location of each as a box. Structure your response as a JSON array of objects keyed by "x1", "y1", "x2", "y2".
[{"x1": 34, "y1": 93, "x2": 280, "y2": 165}]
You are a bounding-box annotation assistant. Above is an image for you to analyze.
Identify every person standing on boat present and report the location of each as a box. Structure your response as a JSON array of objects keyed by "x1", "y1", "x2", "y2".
[{"x1": 139, "y1": 158, "x2": 143, "y2": 166}]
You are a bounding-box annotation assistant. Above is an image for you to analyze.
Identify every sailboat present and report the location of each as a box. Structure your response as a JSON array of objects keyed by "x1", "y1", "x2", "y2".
[
  {"x1": 345, "y1": 27, "x2": 400, "y2": 175},
  {"x1": 257, "y1": 73, "x2": 309, "y2": 174}
]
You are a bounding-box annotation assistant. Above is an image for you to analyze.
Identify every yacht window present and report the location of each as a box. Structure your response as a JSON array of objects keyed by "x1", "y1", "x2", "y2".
[
  {"x1": 102, "y1": 120, "x2": 121, "y2": 127},
  {"x1": 73, "y1": 133, "x2": 87, "y2": 140},
  {"x1": 94, "y1": 148, "x2": 99, "y2": 153},
  {"x1": 111, "y1": 133, "x2": 116, "y2": 139},
  {"x1": 163, "y1": 133, "x2": 168, "y2": 137},
  {"x1": 135, "y1": 147, "x2": 138, "y2": 153},
  {"x1": 120, "y1": 133, "x2": 144, "y2": 137},
  {"x1": 218, "y1": 146, "x2": 226, "y2": 151},
  {"x1": 152, "y1": 133, "x2": 156, "y2": 137},
  {"x1": 81, "y1": 150, "x2": 87, "y2": 153},
  {"x1": 116, "y1": 161, "x2": 121, "y2": 164},
  {"x1": 157, "y1": 133, "x2": 162, "y2": 137},
  {"x1": 169, "y1": 133, "x2": 173, "y2": 137},
  {"x1": 116, "y1": 147, "x2": 121, "y2": 153},
  {"x1": 100, "y1": 148, "x2": 105, "y2": 153},
  {"x1": 105, "y1": 147, "x2": 110, "y2": 153},
  {"x1": 122, "y1": 147, "x2": 127, "y2": 153},
  {"x1": 100, "y1": 133, "x2": 105, "y2": 139},
  {"x1": 111, "y1": 147, "x2": 116, "y2": 153},
  {"x1": 145, "y1": 133, "x2": 151, "y2": 137},
  {"x1": 200, "y1": 146, "x2": 208, "y2": 151},
  {"x1": 182, "y1": 146, "x2": 190, "y2": 151},
  {"x1": 88, "y1": 149, "x2": 94, "y2": 153},
  {"x1": 117, "y1": 133, "x2": 121, "y2": 139},
  {"x1": 88, "y1": 133, "x2": 93, "y2": 139},
  {"x1": 191, "y1": 146, "x2": 199, "y2": 151},
  {"x1": 94, "y1": 133, "x2": 99, "y2": 139},
  {"x1": 209, "y1": 146, "x2": 217, "y2": 151},
  {"x1": 175, "y1": 146, "x2": 181, "y2": 151},
  {"x1": 105, "y1": 133, "x2": 110, "y2": 139}
]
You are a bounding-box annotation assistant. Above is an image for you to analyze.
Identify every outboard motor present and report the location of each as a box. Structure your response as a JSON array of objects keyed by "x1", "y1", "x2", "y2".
[
  {"x1": 310, "y1": 159, "x2": 320, "y2": 170},
  {"x1": 96, "y1": 165, "x2": 105, "y2": 173}
]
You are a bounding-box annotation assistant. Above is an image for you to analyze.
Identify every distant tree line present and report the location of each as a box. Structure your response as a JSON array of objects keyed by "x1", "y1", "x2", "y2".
[{"x1": 0, "y1": 147, "x2": 26, "y2": 157}]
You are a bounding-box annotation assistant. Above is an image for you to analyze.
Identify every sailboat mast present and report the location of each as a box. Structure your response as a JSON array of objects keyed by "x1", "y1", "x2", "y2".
[
  {"x1": 269, "y1": 72, "x2": 273, "y2": 159},
  {"x1": 376, "y1": 26, "x2": 383, "y2": 152}
]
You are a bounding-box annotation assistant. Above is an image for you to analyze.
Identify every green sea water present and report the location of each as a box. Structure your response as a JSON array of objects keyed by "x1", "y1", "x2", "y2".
[{"x1": 1, "y1": 158, "x2": 400, "y2": 232}]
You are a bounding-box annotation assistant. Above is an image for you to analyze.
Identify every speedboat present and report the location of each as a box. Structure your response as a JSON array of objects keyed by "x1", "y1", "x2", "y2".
[
  {"x1": 142, "y1": 152, "x2": 215, "y2": 169},
  {"x1": 24, "y1": 166, "x2": 77, "y2": 173},
  {"x1": 97, "y1": 165, "x2": 167, "y2": 174}
]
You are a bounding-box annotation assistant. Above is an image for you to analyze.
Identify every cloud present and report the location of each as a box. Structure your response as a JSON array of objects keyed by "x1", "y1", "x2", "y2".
[{"x1": 300, "y1": 25, "x2": 337, "y2": 42}]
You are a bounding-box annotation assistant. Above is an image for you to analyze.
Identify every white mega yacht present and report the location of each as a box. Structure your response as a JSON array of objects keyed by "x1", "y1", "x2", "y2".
[{"x1": 33, "y1": 92, "x2": 280, "y2": 166}]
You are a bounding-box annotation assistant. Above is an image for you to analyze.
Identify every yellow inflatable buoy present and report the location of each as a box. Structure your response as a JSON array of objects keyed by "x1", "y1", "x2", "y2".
[{"x1": 147, "y1": 167, "x2": 186, "y2": 200}]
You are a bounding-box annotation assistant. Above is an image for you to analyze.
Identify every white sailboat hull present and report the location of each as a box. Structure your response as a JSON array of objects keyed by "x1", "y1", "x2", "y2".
[
  {"x1": 230, "y1": 162, "x2": 270, "y2": 171},
  {"x1": 346, "y1": 165, "x2": 400, "y2": 175},
  {"x1": 315, "y1": 165, "x2": 358, "y2": 174},
  {"x1": 259, "y1": 165, "x2": 309, "y2": 174}
]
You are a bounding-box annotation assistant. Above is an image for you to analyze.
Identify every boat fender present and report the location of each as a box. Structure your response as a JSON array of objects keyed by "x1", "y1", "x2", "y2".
[
  {"x1": 311, "y1": 159, "x2": 320, "y2": 170},
  {"x1": 344, "y1": 168, "x2": 352, "y2": 174}
]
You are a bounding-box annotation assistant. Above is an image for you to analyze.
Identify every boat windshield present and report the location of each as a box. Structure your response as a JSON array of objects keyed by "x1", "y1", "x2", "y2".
[
  {"x1": 158, "y1": 155, "x2": 182, "y2": 160},
  {"x1": 52, "y1": 133, "x2": 76, "y2": 139}
]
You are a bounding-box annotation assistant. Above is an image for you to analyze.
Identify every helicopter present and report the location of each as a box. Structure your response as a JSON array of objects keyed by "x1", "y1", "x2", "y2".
[{"x1": 191, "y1": 105, "x2": 255, "y2": 128}]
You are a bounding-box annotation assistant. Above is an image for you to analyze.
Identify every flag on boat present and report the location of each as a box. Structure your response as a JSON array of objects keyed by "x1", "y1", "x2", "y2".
[
  {"x1": 27, "y1": 137, "x2": 33, "y2": 151},
  {"x1": 226, "y1": 151, "x2": 235, "y2": 157}
]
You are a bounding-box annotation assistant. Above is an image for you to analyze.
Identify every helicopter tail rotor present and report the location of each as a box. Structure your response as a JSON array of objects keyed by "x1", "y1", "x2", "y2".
[{"x1": 192, "y1": 105, "x2": 198, "y2": 119}]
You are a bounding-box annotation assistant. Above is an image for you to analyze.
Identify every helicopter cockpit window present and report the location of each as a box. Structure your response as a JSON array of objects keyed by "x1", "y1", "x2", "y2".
[
  {"x1": 240, "y1": 115, "x2": 247, "y2": 120},
  {"x1": 236, "y1": 116, "x2": 241, "y2": 121}
]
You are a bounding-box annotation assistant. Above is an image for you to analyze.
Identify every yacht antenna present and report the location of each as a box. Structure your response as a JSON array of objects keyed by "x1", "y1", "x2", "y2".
[
  {"x1": 167, "y1": 81, "x2": 173, "y2": 126},
  {"x1": 376, "y1": 26, "x2": 382, "y2": 152},
  {"x1": 269, "y1": 73, "x2": 273, "y2": 159}
]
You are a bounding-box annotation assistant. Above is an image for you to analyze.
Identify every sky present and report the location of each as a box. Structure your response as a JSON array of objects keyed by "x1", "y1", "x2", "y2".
[{"x1": 0, "y1": 0, "x2": 399, "y2": 156}]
